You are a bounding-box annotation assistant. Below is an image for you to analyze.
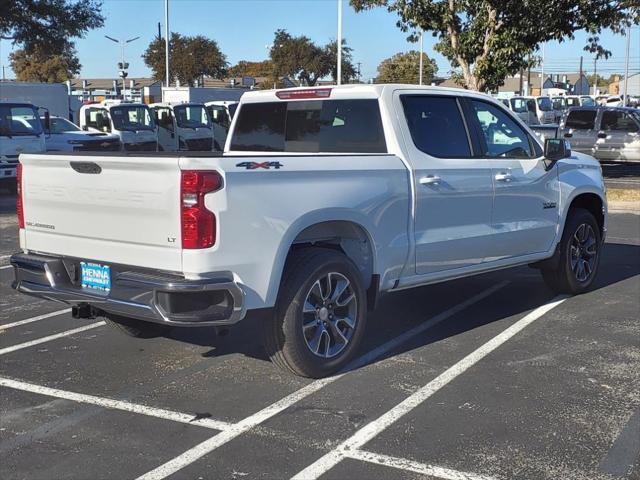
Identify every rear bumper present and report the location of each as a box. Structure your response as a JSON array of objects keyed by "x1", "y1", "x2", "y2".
[{"x1": 10, "y1": 252, "x2": 245, "y2": 326}]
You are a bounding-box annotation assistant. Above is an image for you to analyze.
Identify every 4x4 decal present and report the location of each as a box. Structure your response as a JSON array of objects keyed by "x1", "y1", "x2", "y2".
[{"x1": 236, "y1": 161, "x2": 283, "y2": 170}]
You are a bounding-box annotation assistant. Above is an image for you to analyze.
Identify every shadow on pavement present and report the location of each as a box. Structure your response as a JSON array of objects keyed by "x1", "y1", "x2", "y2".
[{"x1": 163, "y1": 242, "x2": 640, "y2": 373}]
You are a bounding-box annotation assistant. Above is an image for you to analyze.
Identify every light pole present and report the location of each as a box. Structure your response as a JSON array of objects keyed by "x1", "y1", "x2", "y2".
[
  {"x1": 164, "y1": 0, "x2": 170, "y2": 88},
  {"x1": 623, "y1": 27, "x2": 631, "y2": 106},
  {"x1": 337, "y1": 0, "x2": 343, "y2": 85},
  {"x1": 105, "y1": 35, "x2": 140, "y2": 100},
  {"x1": 540, "y1": 43, "x2": 545, "y2": 94},
  {"x1": 419, "y1": 30, "x2": 424, "y2": 85}
]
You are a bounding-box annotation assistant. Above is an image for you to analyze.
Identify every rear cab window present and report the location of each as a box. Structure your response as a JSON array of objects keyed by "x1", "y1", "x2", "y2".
[
  {"x1": 230, "y1": 99, "x2": 387, "y2": 153},
  {"x1": 565, "y1": 110, "x2": 597, "y2": 130},
  {"x1": 601, "y1": 111, "x2": 639, "y2": 132}
]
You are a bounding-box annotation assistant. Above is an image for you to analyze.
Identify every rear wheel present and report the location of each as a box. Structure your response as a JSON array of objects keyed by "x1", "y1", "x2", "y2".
[
  {"x1": 264, "y1": 248, "x2": 367, "y2": 378},
  {"x1": 104, "y1": 314, "x2": 170, "y2": 338},
  {"x1": 541, "y1": 208, "x2": 602, "y2": 294}
]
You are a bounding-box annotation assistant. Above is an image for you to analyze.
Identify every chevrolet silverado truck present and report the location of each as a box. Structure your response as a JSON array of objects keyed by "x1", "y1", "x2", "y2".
[{"x1": 11, "y1": 85, "x2": 607, "y2": 378}]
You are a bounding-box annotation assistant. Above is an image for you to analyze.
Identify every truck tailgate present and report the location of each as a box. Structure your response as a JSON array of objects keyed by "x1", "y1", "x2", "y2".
[{"x1": 20, "y1": 153, "x2": 183, "y2": 272}]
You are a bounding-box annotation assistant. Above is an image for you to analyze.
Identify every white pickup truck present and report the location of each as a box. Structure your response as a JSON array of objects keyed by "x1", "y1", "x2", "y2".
[{"x1": 11, "y1": 85, "x2": 607, "y2": 378}]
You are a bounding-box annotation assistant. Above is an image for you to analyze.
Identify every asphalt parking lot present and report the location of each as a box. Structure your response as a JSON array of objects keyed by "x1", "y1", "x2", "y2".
[
  {"x1": 1, "y1": 191, "x2": 639, "y2": 480},
  {"x1": 602, "y1": 163, "x2": 640, "y2": 191}
]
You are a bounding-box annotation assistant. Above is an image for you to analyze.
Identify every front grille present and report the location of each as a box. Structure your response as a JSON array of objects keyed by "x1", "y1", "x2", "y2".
[
  {"x1": 124, "y1": 141, "x2": 157, "y2": 152},
  {"x1": 183, "y1": 137, "x2": 213, "y2": 151},
  {"x1": 0, "y1": 155, "x2": 20, "y2": 166}
]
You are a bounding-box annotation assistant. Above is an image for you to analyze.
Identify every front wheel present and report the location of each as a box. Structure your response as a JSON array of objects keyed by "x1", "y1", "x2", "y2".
[
  {"x1": 541, "y1": 208, "x2": 602, "y2": 294},
  {"x1": 264, "y1": 248, "x2": 367, "y2": 378}
]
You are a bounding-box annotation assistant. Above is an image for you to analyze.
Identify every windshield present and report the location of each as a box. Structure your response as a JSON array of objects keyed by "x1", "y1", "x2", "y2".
[
  {"x1": 174, "y1": 105, "x2": 211, "y2": 129},
  {"x1": 510, "y1": 98, "x2": 528, "y2": 113},
  {"x1": 580, "y1": 97, "x2": 596, "y2": 106},
  {"x1": 551, "y1": 98, "x2": 565, "y2": 109},
  {"x1": 0, "y1": 104, "x2": 43, "y2": 137},
  {"x1": 46, "y1": 117, "x2": 81, "y2": 133},
  {"x1": 537, "y1": 97, "x2": 553, "y2": 111},
  {"x1": 110, "y1": 105, "x2": 155, "y2": 131}
]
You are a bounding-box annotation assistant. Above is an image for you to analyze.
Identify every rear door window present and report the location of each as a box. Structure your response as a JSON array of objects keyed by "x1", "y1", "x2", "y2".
[
  {"x1": 400, "y1": 95, "x2": 471, "y2": 158},
  {"x1": 565, "y1": 110, "x2": 597, "y2": 130},
  {"x1": 601, "y1": 111, "x2": 639, "y2": 132},
  {"x1": 230, "y1": 99, "x2": 386, "y2": 153}
]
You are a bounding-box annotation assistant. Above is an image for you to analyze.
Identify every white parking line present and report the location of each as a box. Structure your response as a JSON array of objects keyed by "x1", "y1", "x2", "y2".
[
  {"x1": 346, "y1": 450, "x2": 498, "y2": 480},
  {"x1": 0, "y1": 308, "x2": 71, "y2": 330},
  {"x1": 292, "y1": 296, "x2": 567, "y2": 480},
  {"x1": 0, "y1": 321, "x2": 105, "y2": 356},
  {"x1": 0, "y1": 264, "x2": 12, "y2": 270},
  {"x1": 135, "y1": 282, "x2": 509, "y2": 480},
  {"x1": 0, "y1": 377, "x2": 233, "y2": 431}
]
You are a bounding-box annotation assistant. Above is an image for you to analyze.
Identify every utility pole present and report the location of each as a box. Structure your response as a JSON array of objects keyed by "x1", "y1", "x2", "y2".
[
  {"x1": 623, "y1": 27, "x2": 631, "y2": 106},
  {"x1": 157, "y1": 22, "x2": 161, "y2": 41},
  {"x1": 527, "y1": 60, "x2": 531, "y2": 96},
  {"x1": 540, "y1": 43, "x2": 545, "y2": 95},
  {"x1": 593, "y1": 57, "x2": 597, "y2": 96},
  {"x1": 356, "y1": 62, "x2": 362, "y2": 83},
  {"x1": 337, "y1": 0, "x2": 343, "y2": 85},
  {"x1": 419, "y1": 30, "x2": 424, "y2": 85},
  {"x1": 519, "y1": 67, "x2": 524, "y2": 96},
  {"x1": 2, "y1": 65, "x2": 5, "y2": 81},
  {"x1": 578, "y1": 55, "x2": 583, "y2": 94},
  {"x1": 165, "y1": 0, "x2": 170, "y2": 88}
]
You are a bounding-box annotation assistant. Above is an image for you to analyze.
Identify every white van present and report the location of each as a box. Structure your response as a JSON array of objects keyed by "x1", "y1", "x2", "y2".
[
  {"x1": 149, "y1": 103, "x2": 214, "y2": 152},
  {"x1": 79, "y1": 101, "x2": 158, "y2": 152},
  {"x1": 205, "y1": 101, "x2": 239, "y2": 150},
  {"x1": 508, "y1": 97, "x2": 539, "y2": 125},
  {"x1": 0, "y1": 102, "x2": 47, "y2": 192}
]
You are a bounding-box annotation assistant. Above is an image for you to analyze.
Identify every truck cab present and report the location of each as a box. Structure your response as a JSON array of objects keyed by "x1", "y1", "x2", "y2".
[
  {"x1": 508, "y1": 96, "x2": 539, "y2": 125},
  {"x1": 79, "y1": 101, "x2": 158, "y2": 152},
  {"x1": 0, "y1": 102, "x2": 46, "y2": 192},
  {"x1": 149, "y1": 103, "x2": 214, "y2": 152},
  {"x1": 205, "y1": 101, "x2": 239, "y2": 150}
]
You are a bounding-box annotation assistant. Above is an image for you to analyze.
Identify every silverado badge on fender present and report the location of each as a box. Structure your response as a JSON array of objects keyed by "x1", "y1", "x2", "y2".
[{"x1": 236, "y1": 161, "x2": 283, "y2": 170}]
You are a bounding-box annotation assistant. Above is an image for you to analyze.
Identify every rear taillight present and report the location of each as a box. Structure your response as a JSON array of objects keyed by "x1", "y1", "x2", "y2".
[
  {"x1": 16, "y1": 163, "x2": 24, "y2": 229},
  {"x1": 181, "y1": 170, "x2": 222, "y2": 249}
]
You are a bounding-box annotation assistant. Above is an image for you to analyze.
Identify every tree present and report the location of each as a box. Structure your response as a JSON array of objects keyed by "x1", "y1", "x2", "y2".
[
  {"x1": 325, "y1": 40, "x2": 358, "y2": 83},
  {"x1": 1, "y1": 0, "x2": 104, "y2": 55},
  {"x1": 350, "y1": 0, "x2": 639, "y2": 92},
  {"x1": 10, "y1": 45, "x2": 81, "y2": 82},
  {"x1": 376, "y1": 51, "x2": 437, "y2": 84},
  {"x1": 143, "y1": 33, "x2": 228, "y2": 86},
  {"x1": 270, "y1": 30, "x2": 329, "y2": 86},
  {"x1": 228, "y1": 60, "x2": 273, "y2": 78}
]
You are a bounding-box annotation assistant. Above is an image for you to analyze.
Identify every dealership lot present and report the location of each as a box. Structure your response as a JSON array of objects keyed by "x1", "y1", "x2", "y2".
[{"x1": 0, "y1": 193, "x2": 638, "y2": 480}]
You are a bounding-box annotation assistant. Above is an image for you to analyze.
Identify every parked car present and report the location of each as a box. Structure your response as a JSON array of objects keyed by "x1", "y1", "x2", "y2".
[
  {"x1": 530, "y1": 124, "x2": 559, "y2": 143},
  {"x1": 560, "y1": 106, "x2": 640, "y2": 163},
  {"x1": 12, "y1": 85, "x2": 607, "y2": 378},
  {"x1": 551, "y1": 96, "x2": 567, "y2": 122},
  {"x1": 535, "y1": 96, "x2": 556, "y2": 124},
  {"x1": 43, "y1": 116, "x2": 121, "y2": 152},
  {"x1": 205, "y1": 101, "x2": 239, "y2": 150},
  {"x1": 508, "y1": 96, "x2": 539, "y2": 125},
  {"x1": 79, "y1": 101, "x2": 158, "y2": 152},
  {"x1": 0, "y1": 102, "x2": 47, "y2": 193},
  {"x1": 149, "y1": 103, "x2": 214, "y2": 152}
]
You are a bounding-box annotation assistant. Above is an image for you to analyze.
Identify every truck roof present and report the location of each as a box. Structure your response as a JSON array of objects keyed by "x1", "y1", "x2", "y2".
[{"x1": 239, "y1": 84, "x2": 495, "y2": 103}]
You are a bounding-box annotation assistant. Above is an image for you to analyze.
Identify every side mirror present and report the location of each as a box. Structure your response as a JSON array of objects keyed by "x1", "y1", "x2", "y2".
[{"x1": 544, "y1": 138, "x2": 571, "y2": 163}]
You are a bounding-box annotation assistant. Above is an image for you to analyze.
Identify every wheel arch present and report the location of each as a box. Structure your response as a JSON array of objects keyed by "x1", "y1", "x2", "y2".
[
  {"x1": 564, "y1": 191, "x2": 606, "y2": 239},
  {"x1": 264, "y1": 210, "x2": 379, "y2": 308}
]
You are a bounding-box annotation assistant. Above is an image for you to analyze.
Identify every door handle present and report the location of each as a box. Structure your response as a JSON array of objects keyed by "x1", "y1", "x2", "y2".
[
  {"x1": 597, "y1": 132, "x2": 607, "y2": 139},
  {"x1": 419, "y1": 175, "x2": 441, "y2": 186},
  {"x1": 494, "y1": 172, "x2": 512, "y2": 182},
  {"x1": 564, "y1": 132, "x2": 573, "y2": 138}
]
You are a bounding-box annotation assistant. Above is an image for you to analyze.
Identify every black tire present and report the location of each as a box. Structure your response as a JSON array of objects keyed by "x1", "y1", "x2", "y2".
[
  {"x1": 541, "y1": 208, "x2": 602, "y2": 294},
  {"x1": 104, "y1": 314, "x2": 170, "y2": 338},
  {"x1": 264, "y1": 248, "x2": 368, "y2": 378}
]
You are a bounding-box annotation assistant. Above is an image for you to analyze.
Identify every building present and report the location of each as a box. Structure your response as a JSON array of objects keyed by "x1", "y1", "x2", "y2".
[
  {"x1": 617, "y1": 73, "x2": 640, "y2": 96},
  {"x1": 67, "y1": 77, "x2": 162, "y2": 104}
]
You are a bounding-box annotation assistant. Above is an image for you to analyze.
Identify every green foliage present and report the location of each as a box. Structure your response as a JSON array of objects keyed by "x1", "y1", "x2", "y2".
[
  {"x1": 0, "y1": 0, "x2": 104, "y2": 55},
  {"x1": 228, "y1": 60, "x2": 274, "y2": 78},
  {"x1": 376, "y1": 50, "x2": 437, "y2": 84},
  {"x1": 351, "y1": 0, "x2": 639, "y2": 92},
  {"x1": 143, "y1": 33, "x2": 228, "y2": 86},
  {"x1": 10, "y1": 45, "x2": 81, "y2": 82},
  {"x1": 269, "y1": 30, "x2": 358, "y2": 86}
]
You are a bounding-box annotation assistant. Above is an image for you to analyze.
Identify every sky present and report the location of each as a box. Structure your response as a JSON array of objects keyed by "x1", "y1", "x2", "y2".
[{"x1": 1, "y1": 0, "x2": 638, "y2": 82}]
